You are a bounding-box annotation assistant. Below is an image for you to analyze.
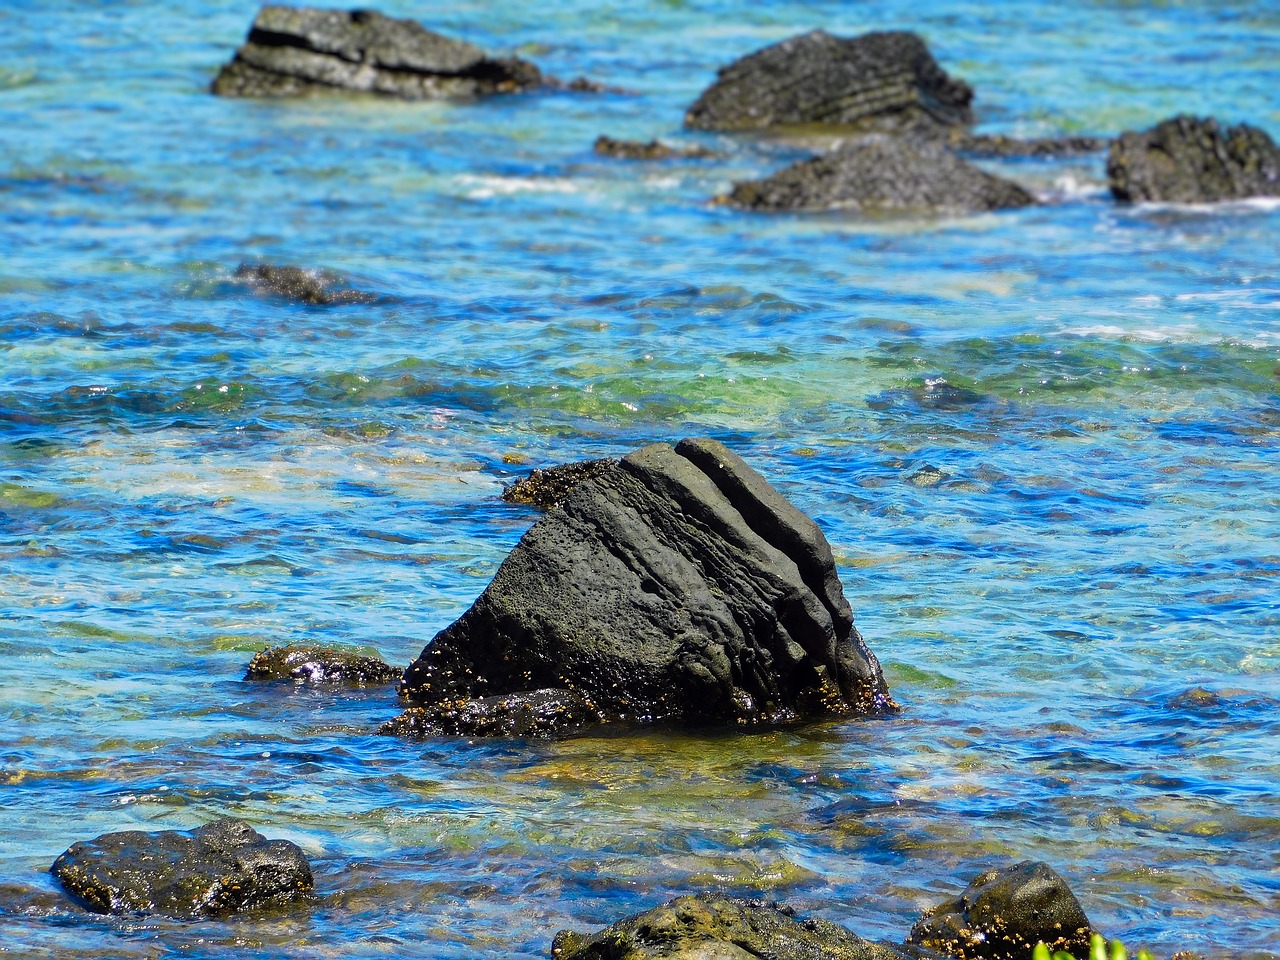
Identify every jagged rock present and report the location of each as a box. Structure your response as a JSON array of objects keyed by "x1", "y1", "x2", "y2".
[
  {"x1": 1107, "y1": 115, "x2": 1280, "y2": 203},
  {"x1": 234, "y1": 263, "x2": 379, "y2": 305},
  {"x1": 380, "y1": 687, "x2": 600, "y2": 738},
  {"x1": 396, "y1": 438, "x2": 895, "y2": 732},
  {"x1": 685, "y1": 30, "x2": 973, "y2": 135},
  {"x1": 212, "y1": 6, "x2": 541, "y2": 99},
  {"x1": 50, "y1": 819, "x2": 313, "y2": 918},
  {"x1": 551, "y1": 893, "x2": 913, "y2": 960},
  {"x1": 502, "y1": 458, "x2": 619, "y2": 511},
  {"x1": 246, "y1": 644, "x2": 400, "y2": 685},
  {"x1": 594, "y1": 136, "x2": 718, "y2": 160},
  {"x1": 948, "y1": 131, "x2": 1108, "y2": 158},
  {"x1": 725, "y1": 137, "x2": 1035, "y2": 214},
  {"x1": 907, "y1": 861, "x2": 1096, "y2": 960}
]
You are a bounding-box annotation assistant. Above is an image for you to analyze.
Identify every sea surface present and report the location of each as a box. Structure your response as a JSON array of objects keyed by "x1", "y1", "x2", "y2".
[{"x1": 2, "y1": 1, "x2": 1279, "y2": 957}]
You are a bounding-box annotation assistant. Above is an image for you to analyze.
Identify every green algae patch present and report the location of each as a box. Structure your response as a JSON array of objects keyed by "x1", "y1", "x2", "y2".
[
  {"x1": 0, "y1": 483, "x2": 64, "y2": 509},
  {"x1": 884, "y1": 662, "x2": 959, "y2": 689},
  {"x1": 53, "y1": 621, "x2": 139, "y2": 643}
]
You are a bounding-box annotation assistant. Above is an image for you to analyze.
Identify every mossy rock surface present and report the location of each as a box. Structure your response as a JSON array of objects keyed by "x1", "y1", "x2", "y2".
[{"x1": 246, "y1": 643, "x2": 401, "y2": 686}]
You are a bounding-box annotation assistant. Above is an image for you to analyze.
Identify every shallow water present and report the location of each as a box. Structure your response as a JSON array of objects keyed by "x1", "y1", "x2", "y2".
[{"x1": 2, "y1": 0, "x2": 1279, "y2": 957}]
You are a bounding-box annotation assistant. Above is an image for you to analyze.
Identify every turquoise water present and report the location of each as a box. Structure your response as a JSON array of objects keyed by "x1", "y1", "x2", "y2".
[{"x1": 2, "y1": 0, "x2": 1279, "y2": 956}]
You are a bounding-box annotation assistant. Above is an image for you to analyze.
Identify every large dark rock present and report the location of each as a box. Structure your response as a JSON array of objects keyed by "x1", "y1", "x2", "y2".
[
  {"x1": 552, "y1": 893, "x2": 913, "y2": 960},
  {"x1": 685, "y1": 30, "x2": 973, "y2": 136},
  {"x1": 907, "y1": 861, "x2": 1096, "y2": 960},
  {"x1": 50, "y1": 818, "x2": 313, "y2": 918},
  {"x1": 396, "y1": 438, "x2": 895, "y2": 733},
  {"x1": 726, "y1": 137, "x2": 1036, "y2": 214},
  {"x1": 212, "y1": 6, "x2": 541, "y2": 99},
  {"x1": 246, "y1": 643, "x2": 400, "y2": 685},
  {"x1": 1107, "y1": 115, "x2": 1280, "y2": 203}
]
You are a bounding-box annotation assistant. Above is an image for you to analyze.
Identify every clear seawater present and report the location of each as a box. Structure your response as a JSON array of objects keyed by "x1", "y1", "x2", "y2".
[{"x1": 1, "y1": 0, "x2": 1278, "y2": 957}]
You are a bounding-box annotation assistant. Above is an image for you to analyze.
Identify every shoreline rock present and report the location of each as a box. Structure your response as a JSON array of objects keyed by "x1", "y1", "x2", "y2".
[
  {"x1": 947, "y1": 130, "x2": 1108, "y2": 158},
  {"x1": 1107, "y1": 115, "x2": 1280, "y2": 203},
  {"x1": 685, "y1": 30, "x2": 973, "y2": 136},
  {"x1": 593, "y1": 135, "x2": 719, "y2": 160},
  {"x1": 212, "y1": 6, "x2": 541, "y2": 100},
  {"x1": 393, "y1": 438, "x2": 896, "y2": 736},
  {"x1": 51, "y1": 819, "x2": 313, "y2": 918},
  {"x1": 725, "y1": 137, "x2": 1036, "y2": 214},
  {"x1": 245, "y1": 644, "x2": 401, "y2": 685}
]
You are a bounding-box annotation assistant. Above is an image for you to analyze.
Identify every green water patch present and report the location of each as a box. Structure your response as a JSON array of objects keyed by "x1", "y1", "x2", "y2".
[{"x1": 0, "y1": 482, "x2": 64, "y2": 509}]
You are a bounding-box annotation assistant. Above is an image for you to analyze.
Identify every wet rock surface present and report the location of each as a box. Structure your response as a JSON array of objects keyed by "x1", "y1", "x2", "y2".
[
  {"x1": 593, "y1": 136, "x2": 718, "y2": 160},
  {"x1": 907, "y1": 861, "x2": 1096, "y2": 960},
  {"x1": 50, "y1": 818, "x2": 313, "y2": 918},
  {"x1": 1107, "y1": 115, "x2": 1280, "y2": 203},
  {"x1": 212, "y1": 6, "x2": 541, "y2": 99},
  {"x1": 501, "y1": 458, "x2": 619, "y2": 510},
  {"x1": 947, "y1": 131, "x2": 1108, "y2": 158},
  {"x1": 726, "y1": 137, "x2": 1036, "y2": 214},
  {"x1": 234, "y1": 263, "x2": 380, "y2": 305},
  {"x1": 685, "y1": 30, "x2": 973, "y2": 135},
  {"x1": 245, "y1": 644, "x2": 400, "y2": 685},
  {"x1": 397, "y1": 438, "x2": 895, "y2": 732},
  {"x1": 551, "y1": 893, "x2": 913, "y2": 960},
  {"x1": 380, "y1": 687, "x2": 600, "y2": 738}
]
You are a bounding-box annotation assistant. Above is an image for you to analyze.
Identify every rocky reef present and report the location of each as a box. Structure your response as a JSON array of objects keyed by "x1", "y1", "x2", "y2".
[
  {"x1": 245, "y1": 643, "x2": 401, "y2": 685},
  {"x1": 234, "y1": 263, "x2": 379, "y2": 305},
  {"x1": 392, "y1": 438, "x2": 895, "y2": 736},
  {"x1": 1107, "y1": 115, "x2": 1280, "y2": 203},
  {"x1": 50, "y1": 819, "x2": 313, "y2": 919},
  {"x1": 212, "y1": 5, "x2": 541, "y2": 99},
  {"x1": 593, "y1": 136, "x2": 718, "y2": 160},
  {"x1": 725, "y1": 137, "x2": 1036, "y2": 214}
]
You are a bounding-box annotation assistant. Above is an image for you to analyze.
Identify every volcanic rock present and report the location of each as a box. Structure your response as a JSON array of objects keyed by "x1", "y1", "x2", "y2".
[
  {"x1": 246, "y1": 644, "x2": 400, "y2": 685},
  {"x1": 380, "y1": 687, "x2": 600, "y2": 738},
  {"x1": 234, "y1": 263, "x2": 379, "y2": 305},
  {"x1": 212, "y1": 6, "x2": 541, "y2": 99},
  {"x1": 502, "y1": 458, "x2": 620, "y2": 511},
  {"x1": 685, "y1": 30, "x2": 973, "y2": 136},
  {"x1": 594, "y1": 136, "x2": 718, "y2": 160},
  {"x1": 948, "y1": 131, "x2": 1108, "y2": 158},
  {"x1": 907, "y1": 861, "x2": 1096, "y2": 960},
  {"x1": 1107, "y1": 115, "x2": 1280, "y2": 203},
  {"x1": 551, "y1": 893, "x2": 913, "y2": 960},
  {"x1": 725, "y1": 137, "x2": 1036, "y2": 214},
  {"x1": 396, "y1": 438, "x2": 895, "y2": 732},
  {"x1": 50, "y1": 818, "x2": 313, "y2": 918}
]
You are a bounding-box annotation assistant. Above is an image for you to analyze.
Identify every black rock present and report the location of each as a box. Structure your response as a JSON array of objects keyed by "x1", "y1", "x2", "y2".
[
  {"x1": 50, "y1": 818, "x2": 313, "y2": 919},
  {"x1": 234, "y1": 263, "x2": 379, "y2": 305},
  {"x1": 212, "y1": 6, "x2": 541, "y2": 100},
  {"x1": 907, "y1": 861, "x2": 1096, "y2": 960},
  {"x1": 551, "y1": 892, "x2": 913, "y2": 960},
  {"x1": 948, "y1": 131, "x2": 1108, "y2": 158},
  {"x1": 1107, "y1": 115, "x2": 1280, "y2": 203},
  {"x1": 380, "y1": 687, "x2": 600, "y2": 738},
  {"x1": 396, "y1": 438, "x2": 895, "y2": 732},
  {"x1": 502, "y1": 458, "x2": 620, "y2": 511},
  {"x1": 726, "y1": 137, "x2": 1036, "y2": 214},
  {"x1": 246, "y1": 644, "x2": 401, "y2": 685},
  {"x1": 685, "y1": 30, "x2": 973, "y2": 136},
  {"x1": 593, "y1": 135, "x2": 718, "y2": 160}
]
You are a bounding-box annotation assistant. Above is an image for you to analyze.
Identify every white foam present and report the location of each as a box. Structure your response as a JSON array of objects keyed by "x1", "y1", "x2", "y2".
[{"x1": 454, "y1": 174, "x2": 582, "y2": 200}]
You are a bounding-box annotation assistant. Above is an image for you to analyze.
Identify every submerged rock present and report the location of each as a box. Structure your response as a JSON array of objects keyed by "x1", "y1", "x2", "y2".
[
  {"x1": 380, "y1": 687, "x2": 599, "y2": 738},
  {"x1": 685, "y1": 30, "x2": 973, "y2": 135},
  {"x1": 51, "y1": 818, "x2": 313, "y2": 918},
  {"x1": 551, "y1": 892, "x2": 913, "y2": 959},
  {"x1": 1107, "y1": 115, "x2": 1280, "y2": 203},
  {"x1": 234, "y1": 263, "x2": 379, "y2": 305},
  {"x1": 246, "y1": 644, "x2": 400, "y2": 685},
  {"x1": 725, "y1": 137, "x2": 1035, "y2": 214},
  {"x1": 594, "y1": 135, "x2": 718, "y2": 160},
  {"x1": 395, "y1": 438, "x2": 895, "y2": 734},
  {"x1": 907, "y1": 861, "x2": 1096, "y2": 960},
  {"x1": 212, "y1": 6, "x2": 541, "y2": 100},
  {"x1": 501, "y1": 458, "x2": 619, "y2": 511},
  {"x1": 948, "y1": 131, "x2": 1108, "y2": 158}
]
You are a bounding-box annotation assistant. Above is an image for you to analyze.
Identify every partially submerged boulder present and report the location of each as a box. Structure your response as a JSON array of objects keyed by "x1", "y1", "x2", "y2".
[
  {"x1": 685, "y1": 30, "x2": 973, "y2": 136},
  {"x1": 501, "y1": 457, "x2": 619, "y2": 511},
  {"x1": 552, "y1": 893, "x2": 913, "y2": 960},
  {"x1": 212, "y1": 6, "x2": 541, "y2": 99},
  {"x1": 50, "y1": 818, "x2": 313, "y2": 918},
  {"x1": 1107, "y1": 115, "x2": 1280, "y2": 203},
  {"x1": 234, "y1": 263, "x2": 379, "y2": 305},
  {"x1": 246, "y1": 644, "x2": 400, "y2": 685},
  {"x1": 594, "y1": 135, "x2": 718, "y2": 160},
  {"x1": 396, "y1": 438, "x2": 895, "y2": 734},
  {"x1": 907, "y1": 861, "x2": 1096, "y2": 960},
  {"x1": 380, "y1": 687, "x2": 599, "y2": 739},
  {"x1": 725, "y1": 137, "x2": 1036, "y2": 214}
]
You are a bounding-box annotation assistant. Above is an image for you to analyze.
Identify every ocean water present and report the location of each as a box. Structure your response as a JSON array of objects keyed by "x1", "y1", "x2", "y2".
[{"x1": 2, "y1": 0, "x2": 1279, "y2": 957}]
